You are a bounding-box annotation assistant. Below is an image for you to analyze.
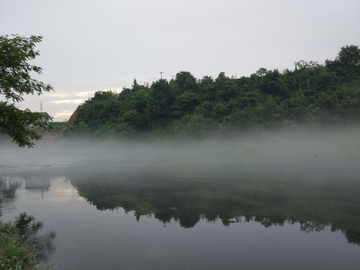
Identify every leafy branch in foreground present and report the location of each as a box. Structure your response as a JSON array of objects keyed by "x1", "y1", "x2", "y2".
[{"x1": 0, "y1": 34, "x2": 53, "y2": 147}]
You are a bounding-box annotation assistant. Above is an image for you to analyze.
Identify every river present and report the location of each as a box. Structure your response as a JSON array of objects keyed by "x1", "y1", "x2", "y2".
[{"x1": 1, "y1": 138, "x2": 360, "y2": 269}]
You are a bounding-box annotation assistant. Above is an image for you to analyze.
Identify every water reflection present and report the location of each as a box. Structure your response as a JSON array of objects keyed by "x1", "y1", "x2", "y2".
[
  {"x1": 0, "y1": 175, "x2": 22, "y2": 201},
  {"x1": 1, "y1": 172, "x2": 51, "y2": 199},
  {"x1": 2, "y1": 160, "x2": 360, "y2": 247},
  {"x1": 1, "y1": 157, "x2": 360, "y2": 269},
  {"x1": 59, "y1": 160, "x2": 360, "y2": 245}
]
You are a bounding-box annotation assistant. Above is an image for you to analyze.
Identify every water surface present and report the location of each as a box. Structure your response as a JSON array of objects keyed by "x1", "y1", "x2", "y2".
[{"x1": 1, "y1": 141, "x2": 360, "y2": 269}]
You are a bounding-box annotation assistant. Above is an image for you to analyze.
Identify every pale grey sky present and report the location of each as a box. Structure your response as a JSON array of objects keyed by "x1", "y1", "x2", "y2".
[{"x1": 1, "y1": 0, "x2": 359, "y2": 121}]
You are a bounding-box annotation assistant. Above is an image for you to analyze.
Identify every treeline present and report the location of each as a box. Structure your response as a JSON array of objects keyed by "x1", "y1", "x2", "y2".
[{"x1": 64, "y1": 45, "x2": 360, "y2": 139}]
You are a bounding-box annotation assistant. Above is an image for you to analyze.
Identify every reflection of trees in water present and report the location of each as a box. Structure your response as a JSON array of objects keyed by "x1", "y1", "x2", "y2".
[
  {"x1": 0, "y1": 176, "x2": 24, "y2": 214},
  {"x1": 0, "y1": 175, "x2": 23, "y2": 201},
  {"x1": 3, "y1": 164, "x2": 359, "y2": 246},
  {"x1": 69, "y1": 166, "x2": 360, "y2": 246},
  {"x1": 345, "y1": 229, "x2": 360, "y2": 245},
  {"x1": 300, "y1": 221, "x2": 326, "y2": 233}
]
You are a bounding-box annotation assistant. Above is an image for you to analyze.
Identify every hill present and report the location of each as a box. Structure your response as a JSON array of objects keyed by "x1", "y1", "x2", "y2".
[{"x1": 64, "y1": 45, "x2": 360, "y2": 140}]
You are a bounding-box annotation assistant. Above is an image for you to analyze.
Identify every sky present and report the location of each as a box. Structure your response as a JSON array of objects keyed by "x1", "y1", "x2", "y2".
[{"x1": 1, "y1": 0, "x2": 360, "y2": 122}]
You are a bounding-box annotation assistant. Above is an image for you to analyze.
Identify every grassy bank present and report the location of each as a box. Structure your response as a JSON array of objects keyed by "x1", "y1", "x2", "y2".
[
  {"x1": 0, "y1": 219, "x2": 36, "y2": 270},
  {"x1": 0, "y1": 193, "x2": 56, "y2": 270}
]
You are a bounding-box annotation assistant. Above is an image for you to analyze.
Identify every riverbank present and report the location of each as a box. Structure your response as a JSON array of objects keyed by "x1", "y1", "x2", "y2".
[
  {"x1": 0, "y1": 214, "x2": 36, "y2": 269},
  {"x1": 1, "y1": 181, "x2": 56, "y2": 270}
]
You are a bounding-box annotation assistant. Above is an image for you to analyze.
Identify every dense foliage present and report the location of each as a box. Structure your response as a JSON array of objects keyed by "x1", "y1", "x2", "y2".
[
  {"x1": 0, "y1": 34, "x2": 53, "y2": 147},
  {"x1": 0, "y1": 221, "x2": 33, "y2": 270},
  {"x1": 65, "y1": 45, "x2": 360, "y2": 139}
]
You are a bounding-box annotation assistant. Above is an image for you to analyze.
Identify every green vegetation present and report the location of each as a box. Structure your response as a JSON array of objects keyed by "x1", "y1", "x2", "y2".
[
  {"x1": 0, "y1": 207, "x2": 36, "y2": 270},
  {"x1": 0, "y1": 221, "x2": 35, "y2": 270},
  {"x1": 0, "y1": 34, "x2": 53, "y2": 148},
  {"x1": 0, "y1": 179, "x2": 55, "y2": 269},
  {"x1": 0, "y1": 180, "x2": 33, "y2": 269},
  {"x1": 0, "y1": 208, "x2": 55, "y2": 269},
  {"x1": 49, "y1": 122, "x2": 67, "y2": 129},
  {"x1": 65, "y1": 45, "x2": 360, "y2": 139}
]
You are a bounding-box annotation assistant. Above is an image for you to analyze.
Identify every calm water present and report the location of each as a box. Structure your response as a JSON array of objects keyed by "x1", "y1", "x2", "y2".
[{"x1": 1, "y1": 143, "x2": 360, "y2": 270}]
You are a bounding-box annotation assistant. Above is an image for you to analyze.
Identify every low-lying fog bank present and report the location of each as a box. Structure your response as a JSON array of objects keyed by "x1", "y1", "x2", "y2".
[{"x1": 1, "y1": 127, "x2": 360, "y2": 174}]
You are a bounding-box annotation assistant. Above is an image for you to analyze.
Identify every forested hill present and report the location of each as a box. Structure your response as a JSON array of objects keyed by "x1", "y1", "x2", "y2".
[{"x1": 64, "y1": 45, "x2": 360, "y2": 139}]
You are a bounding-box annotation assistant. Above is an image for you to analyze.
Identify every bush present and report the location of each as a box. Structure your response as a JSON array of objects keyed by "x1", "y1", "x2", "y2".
[{"x1": 0, "y1": 221, "x2": 34, "y2": 270}]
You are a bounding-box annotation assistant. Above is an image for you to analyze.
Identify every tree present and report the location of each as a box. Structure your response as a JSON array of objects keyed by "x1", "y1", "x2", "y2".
[
  {"x1": 0, "y1": 34, "x2": 53, "y2": 147},
  {"x1": 171, "y1": 92, "x2": 200, "y2": 118},
  {"x1": 325, "y1": 45, "x2": 360, "y2": 83},
  {"x1": 215, "y1": 72, "x2": 238, "y2": 101},
  {"x1": 260, "y1": 69, "x2": 288, "y2": 98},
  {"x1": 146, "y1": 79, "x2": 175, "y2": 120},
  {"x1": 174, "y1": 71, "x2": 198, "y2": 94},
  {"x1": 337, "y1": 45, "x2": 360, "y2": 66}
]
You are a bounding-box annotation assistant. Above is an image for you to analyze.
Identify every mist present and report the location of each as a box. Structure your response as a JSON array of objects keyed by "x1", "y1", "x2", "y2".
[{"x1": 1, "y1": 127, "x2": 360, "y2": 175}]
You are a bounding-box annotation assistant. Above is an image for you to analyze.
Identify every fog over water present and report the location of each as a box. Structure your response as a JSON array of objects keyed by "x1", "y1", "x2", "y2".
[
  {"x1": 1, "y1": 127, "x2": 360, "y2": 172},
  {"x1": 1, "y1": 128, "x2": 360, "y2": 269}
]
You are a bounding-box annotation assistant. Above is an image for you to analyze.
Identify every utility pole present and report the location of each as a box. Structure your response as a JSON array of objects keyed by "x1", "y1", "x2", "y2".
[
  {"x1": 160, "y1": 72, "x2": 163, "y2": 79},
  {"x1": 40, "y1": 101, "x2": 43, "y2": 112}
]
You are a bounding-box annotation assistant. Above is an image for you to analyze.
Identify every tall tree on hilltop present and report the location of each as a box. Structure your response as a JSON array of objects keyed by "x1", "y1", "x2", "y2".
[{"x1": 146, "y1": 80, "x2": 175, "y2": 120}]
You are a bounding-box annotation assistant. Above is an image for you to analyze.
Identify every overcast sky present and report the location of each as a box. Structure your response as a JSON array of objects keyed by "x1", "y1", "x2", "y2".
[{"x1": 1, "y1": 0, "x2": 359, "y2": 122}]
